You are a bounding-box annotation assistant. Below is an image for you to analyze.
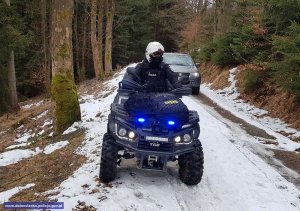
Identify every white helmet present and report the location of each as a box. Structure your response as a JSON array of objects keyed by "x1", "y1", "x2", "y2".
[{"x1": 145, "y1": 41, "x2": 165, "y2": 62}]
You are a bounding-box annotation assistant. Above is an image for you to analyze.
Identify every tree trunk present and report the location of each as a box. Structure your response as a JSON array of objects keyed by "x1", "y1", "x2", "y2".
[
  {"x1": 91, "y1": 0, "x2": 102, "y2": 79},
  {"x1": 196, "y1": 0, "x2": 203, "y2": 15},
  {"x1": 3, "y1": 0, "x2": 10, "y2": 5},
  {"x1": 42, "y1": 0, "x2": 50, "y2": 92},
  {"x1": 74, "y1": 0, "x2": 80, "y2": 81},
  {"x1": 47, "y1": 0, "x2": 52, "y2": 82},
  {"x1": 98, "y1": 0, "x2": 104, "y2": 78},
  {"x1": 0, "y1": 65, "x2": 9, "y2": 114},
  {"x1": 81, "y1": 1, "x2": 88, "y2": 80},
  {"x1": 200, "y1": 0, "x2": 208, "y2": 16},
  {"x1": 8, "y1": 51, "x2": 19, "y2": 111},
  {"x1": 51, "y1": 0, "x2": 81, "y2": 134},
  {"x1": 104, "y1": 0, "x2": 115, "y2": 76},
  {"x1": 214, "y1": 0, "x2": 220, "y2": 37},
  {"x1": 5, "y1": 0, "x2": 19, "y2": 111},
  {"x1": 215, "y1": 0, "x2": 231, "y2": 36},
  {"x1": 220, "y1": 0, "x2": 231, "y2": 35}
]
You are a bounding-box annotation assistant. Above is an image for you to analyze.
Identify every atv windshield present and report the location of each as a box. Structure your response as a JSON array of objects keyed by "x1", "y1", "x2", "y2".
[{"x1": 163, "y1": 54, "x2": 194, "y2": 66}]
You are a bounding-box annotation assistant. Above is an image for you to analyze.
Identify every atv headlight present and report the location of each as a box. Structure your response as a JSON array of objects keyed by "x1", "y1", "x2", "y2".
[
  {"x1": 118, "y1": 128, "x2": 127, "y2": 137},
  {"x1": 128, "y1": 131, "x2": 135, "y2": 139},
  {"x1": 174, "y1": 136, "x2": 181, "y2": 143},
  {"x1": 183, "y1": 134, "x2": 192, "y2": 143}
]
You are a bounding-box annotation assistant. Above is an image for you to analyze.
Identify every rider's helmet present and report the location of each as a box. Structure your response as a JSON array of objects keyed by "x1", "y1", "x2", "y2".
[{"x1": 145, "y1": 41, "x2": 165, "y2": 65}]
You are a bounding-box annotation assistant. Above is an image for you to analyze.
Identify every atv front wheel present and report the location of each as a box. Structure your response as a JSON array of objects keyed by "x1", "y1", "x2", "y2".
[
  {"x1": 192, "y1": 87, "x2": 200, "y2": 95},
  {"x1": 99, "y1": 133, "x2": 118, "y2": 183},
  {"x1": 178, "y1": 140, "x2": 204, "y2": 185}
]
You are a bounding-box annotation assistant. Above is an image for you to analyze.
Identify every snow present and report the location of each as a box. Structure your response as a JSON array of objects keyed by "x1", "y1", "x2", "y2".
[
  {"x1": 62, "y1": 122, "x2": 81, "y2": 135},
  {"x1": 2, "y1": 64, "x2": 300, "y2": 209},
  {"x1": 6, "y1": 143, "x2": 28, "y2": 150},
  {"x1": 0, "y1": 184, "x2": 35, "y2": 203},
  {"x1": 43, "y1": 141, "x2": 69, "y2": 155},
  {"x1": 44, "y1": 66, "x2": 300, "y2": 211},
  {"x1": 42, "y1": 119, "x2": 52, "y2": 128},
  {"x1": 17, "y1": 124, "x2": 24, "y2": 130},
  {"x1": 15, "y1": 131, "x2": 33, "y2": 143},
  {"x1": 222, "y1": 67, "x2": 240, "y2": 99},
  {"x1": 1, "y1": 139, "x2": 72, "y2": 166},
  {"x1": 201, "y1": 67, "x2": 300, "y2": 151},
  {"x1": 78, "y1": 95, "x2": 102, "y2": 120},
  {"x1": 183, "y1": 96, "x2": 300, "y2": 211},
  {"x1": 21, "y1": 100, "x2": 44, "y2": 109},
  {"x1": 38, "y1": 130, "x2": 45, "y2": 136},
  {"x1": 0, "y1": 130, "x2": 7, "y2": 136},
  {"x1": 0, "y1": 148, "x2": 41, "y2": 166},
  {"x1": 32, "y1": 110, "x2": 49, "y2": 120},
  {"x1": 1, "y1": 139, "x2": 71, "y2": 166},
  {"x1": 2, "y1": 111, "x2": 55, "y2": 161}
]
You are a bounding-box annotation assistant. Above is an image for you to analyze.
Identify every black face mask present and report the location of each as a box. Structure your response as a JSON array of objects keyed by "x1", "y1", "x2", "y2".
[{"x1": 149, "y1": 56, "x2": 163, "y2": 67}]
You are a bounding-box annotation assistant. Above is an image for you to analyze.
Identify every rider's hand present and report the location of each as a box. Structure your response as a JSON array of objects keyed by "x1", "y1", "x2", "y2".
[{"x1": 141, "y1": 82, "x2": 150, "y2": 90}]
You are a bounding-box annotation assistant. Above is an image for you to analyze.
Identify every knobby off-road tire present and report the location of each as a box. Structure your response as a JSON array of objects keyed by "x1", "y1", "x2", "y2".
[
  {"x1": 178, "y1": 140, "x2": 204, "y2": 185},
  {"x1": 99, "y1": 133, "x2": 118, "y2": 183},
  {"x1": 192, "y1": 87, "x2": 200, "y2": 95}
]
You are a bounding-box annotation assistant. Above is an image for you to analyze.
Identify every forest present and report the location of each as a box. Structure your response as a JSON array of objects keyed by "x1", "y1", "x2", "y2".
[{"x1": 1, "y1": 0, "x2": 300, "y2": 133}]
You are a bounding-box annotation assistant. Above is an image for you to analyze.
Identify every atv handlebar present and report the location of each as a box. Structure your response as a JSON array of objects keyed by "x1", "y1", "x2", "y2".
[
  {"x1": 170, "y1": 86, "x2": 192, "y2": 96},
  {"x1": 119, "y1": 79, "x2": 191, "y2": 96}
]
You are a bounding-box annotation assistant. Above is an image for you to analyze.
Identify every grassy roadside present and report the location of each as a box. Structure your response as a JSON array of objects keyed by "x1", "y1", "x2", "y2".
[{"x1": 0, "y1": 130, "x2": 87, "y2": 206}]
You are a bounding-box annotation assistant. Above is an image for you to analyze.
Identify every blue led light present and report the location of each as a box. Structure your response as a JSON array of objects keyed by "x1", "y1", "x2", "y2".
[
  {"x1": 138, "y1": 118, "x2": 145, "y2": 123},
  {"x1": 168, "y1": 121, "x2": 175, "y2": 125}
]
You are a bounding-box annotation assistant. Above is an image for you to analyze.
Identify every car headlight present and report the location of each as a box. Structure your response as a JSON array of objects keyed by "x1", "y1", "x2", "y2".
[{"x1": 190, "y1": 72, "x2": 199, "y2": 78}]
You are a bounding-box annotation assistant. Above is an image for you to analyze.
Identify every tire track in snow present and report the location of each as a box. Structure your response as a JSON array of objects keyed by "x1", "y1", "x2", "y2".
[
  {"x1": 182, "y1": 96, "x2": 300, "y2": 211},
  {"x1": 192, "y1": 94, "x2": 300, "y2": 189}
]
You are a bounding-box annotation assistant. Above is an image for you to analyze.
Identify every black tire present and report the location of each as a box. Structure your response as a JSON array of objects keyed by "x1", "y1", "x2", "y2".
[
  {"x1": 99, "y1": 133, "x2": 118, "y2": 183},
  {"x1": 107, "y1": 114, "x2": 112, "y2": 132},
  {"x1": 178, "y1": 140, "x2": 204, "y2": 185},
  {"x1": 192, "y1": 87, "x2": 200, "y2": 95}
]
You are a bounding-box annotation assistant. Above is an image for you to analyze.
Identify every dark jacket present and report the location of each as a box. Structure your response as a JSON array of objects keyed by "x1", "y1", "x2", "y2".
[{"x1": 123, "y1": 59, "x2": 179, "y2": 92}]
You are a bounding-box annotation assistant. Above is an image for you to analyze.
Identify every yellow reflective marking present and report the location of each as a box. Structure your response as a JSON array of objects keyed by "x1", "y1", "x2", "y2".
[{"x1": 164, "y1": 100, "x2": 178, "y2": 105}]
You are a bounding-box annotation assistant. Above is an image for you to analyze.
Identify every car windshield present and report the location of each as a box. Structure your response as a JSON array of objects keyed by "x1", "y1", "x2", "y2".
[{"x1": 163, "y1": 54, "x2": 194, "y2": 66}]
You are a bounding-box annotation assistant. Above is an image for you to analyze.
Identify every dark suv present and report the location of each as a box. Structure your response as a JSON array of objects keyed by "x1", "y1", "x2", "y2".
[{"x1": 163, "y1": 53, "x2": 201, "y2": 95}]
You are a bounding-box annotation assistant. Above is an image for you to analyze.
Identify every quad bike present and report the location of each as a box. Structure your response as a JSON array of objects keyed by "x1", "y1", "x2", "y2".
[{"x1": 99, "y1": 69, "x2": 204, "y2": 185}]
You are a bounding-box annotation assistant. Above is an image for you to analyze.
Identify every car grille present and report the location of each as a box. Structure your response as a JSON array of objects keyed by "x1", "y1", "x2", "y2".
[{"x1": 137, "y1": 140, "x2": 173, "y2": 152}]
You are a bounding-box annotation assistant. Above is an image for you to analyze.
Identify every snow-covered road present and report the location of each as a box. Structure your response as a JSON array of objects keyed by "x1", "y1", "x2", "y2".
[{"x1": 44, "y1": 69, "x2": 300, "y2": 211}]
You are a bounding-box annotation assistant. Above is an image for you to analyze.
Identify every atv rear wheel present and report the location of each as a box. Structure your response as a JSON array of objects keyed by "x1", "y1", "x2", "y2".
[
  {"x1": 99, "y1": 133, "x2": 118, "y2": 183},
  {"x1": 178, "y1": 140, "x2": 204, "y2": 185}
]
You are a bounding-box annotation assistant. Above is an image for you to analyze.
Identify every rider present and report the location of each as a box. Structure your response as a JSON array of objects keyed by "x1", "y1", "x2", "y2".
[{"x1": 123, "y1": 41, "x2": 180, "y2": 92}]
